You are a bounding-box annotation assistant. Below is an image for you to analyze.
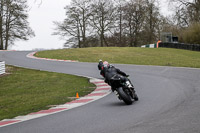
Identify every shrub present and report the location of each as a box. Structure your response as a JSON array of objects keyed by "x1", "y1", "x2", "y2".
[{"x1": 180, "y1": 23, "x2": 200, "y2": 44}]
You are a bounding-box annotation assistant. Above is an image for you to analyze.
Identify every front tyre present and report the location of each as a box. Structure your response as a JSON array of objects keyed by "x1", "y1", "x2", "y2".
[
  {"x1": 116, "y1": 87, "x2": 133, "y2": 105},
  {"x1": 133, "y1": 93, "x2": 139, "y2": 101}
]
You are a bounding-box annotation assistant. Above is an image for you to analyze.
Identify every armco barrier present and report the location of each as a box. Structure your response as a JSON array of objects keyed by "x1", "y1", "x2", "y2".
[
  {"x1": 0, "y1": 61, "x2": 5, "y2": 75},
  {"x1": 159, "y1": 42, "x2": 200, "y2": 51}
]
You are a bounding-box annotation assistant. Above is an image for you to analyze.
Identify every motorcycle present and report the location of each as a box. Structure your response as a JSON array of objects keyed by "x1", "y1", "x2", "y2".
[{"x1": 110, "y1": 75, "x2": 138, "y2": 105}]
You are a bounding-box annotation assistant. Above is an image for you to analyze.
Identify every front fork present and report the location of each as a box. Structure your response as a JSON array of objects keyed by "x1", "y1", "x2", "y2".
[
  {"x1": 125, "y1": 80, "x2": 136, "y2": 99},
  {"x1": 125, "y1": 80, "x2": 134, "y2": 88}
]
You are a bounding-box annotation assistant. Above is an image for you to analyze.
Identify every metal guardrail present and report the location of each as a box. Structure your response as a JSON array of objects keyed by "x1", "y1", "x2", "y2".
[
  {"x1": 159, "y1": 42, "x2": 200, "y2": 51},
  {"x1": 0, "y1": 61, "x2": 5, "y2": 75}
]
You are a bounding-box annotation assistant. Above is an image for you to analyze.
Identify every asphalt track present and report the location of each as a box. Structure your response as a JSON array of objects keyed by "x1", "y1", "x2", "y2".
[{"x1": 0, "y1": 51, "x2": 200, "y2": 133}]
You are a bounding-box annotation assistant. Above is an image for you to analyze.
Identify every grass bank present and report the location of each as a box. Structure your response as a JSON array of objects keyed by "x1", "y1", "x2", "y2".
[
  {"x1": 36, "y1": 47, "x2": 200, "y2": 68},
  {"x1": 0, "y1": 66, "x2": 95, "y2": 120}
]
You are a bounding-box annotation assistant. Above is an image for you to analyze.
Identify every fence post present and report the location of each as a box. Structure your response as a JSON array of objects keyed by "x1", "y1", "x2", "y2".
[
  {"x1": 0, "y1": 61, "x2": 5, "y2": 75},
  {"x1": 157, "y1": 40, "x2": 161, "y2": 48}
]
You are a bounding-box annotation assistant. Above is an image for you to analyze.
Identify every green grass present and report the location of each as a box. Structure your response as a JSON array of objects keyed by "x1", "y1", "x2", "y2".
[
  {"x1": 36, "y1": 47, "x2": 200, "y2": 68},
  {"x1": 0, "y1": 66, "x2": 95, "y2": 120}
]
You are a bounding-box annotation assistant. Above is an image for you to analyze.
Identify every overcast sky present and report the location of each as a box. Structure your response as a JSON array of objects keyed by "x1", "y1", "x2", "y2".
[{"x1": 11, "y1": 0, "x2": 172, "y2": 51}]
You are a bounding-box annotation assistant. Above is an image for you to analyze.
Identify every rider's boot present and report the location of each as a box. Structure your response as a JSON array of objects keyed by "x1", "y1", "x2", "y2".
[
  {"x1": 111, "y1": 86, "x2": 121, "y2": 100},
  {"x1": 114, "y1": 90, "x2": 121, "y2": 100},
  {"x1": 111, "y1": 86, "x2": 115, "y2": 92}
]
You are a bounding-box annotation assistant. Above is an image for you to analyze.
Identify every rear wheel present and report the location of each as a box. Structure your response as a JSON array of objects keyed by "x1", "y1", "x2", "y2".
[{"x1": 116, "y1": 87, "x2": 133, "y2": 105}]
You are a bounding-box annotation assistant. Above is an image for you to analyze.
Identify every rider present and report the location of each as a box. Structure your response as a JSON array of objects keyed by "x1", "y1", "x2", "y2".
[{"x1": 98, "y1": 60, "x2": 135, "y2": 92}]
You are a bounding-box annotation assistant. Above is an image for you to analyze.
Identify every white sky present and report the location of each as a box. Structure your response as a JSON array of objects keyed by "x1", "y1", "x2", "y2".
[{"x1": 11, "y1": 0, "x2": 172, "y2": 51}]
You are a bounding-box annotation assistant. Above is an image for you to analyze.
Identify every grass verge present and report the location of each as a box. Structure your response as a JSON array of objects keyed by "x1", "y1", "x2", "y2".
[
  {"x1": 0, "y1": 66, "x2": 95, "y2": 120},
  {"x1": 35, "y1": 47, "x2": 200, "y2": 68}
]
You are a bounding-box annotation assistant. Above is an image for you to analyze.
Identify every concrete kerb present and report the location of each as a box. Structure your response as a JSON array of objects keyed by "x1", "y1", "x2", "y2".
[
  {"x1": 26, "y1": 52, "x2": 78, "y2": 62},
  {"x1": 0, "y1": 78, "x2": 111, "y2": 128}
]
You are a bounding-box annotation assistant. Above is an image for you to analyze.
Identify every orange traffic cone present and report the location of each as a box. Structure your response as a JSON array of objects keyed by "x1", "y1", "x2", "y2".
[{"x1": 76, "y1": 92, "x2": 79, "y2": 98}]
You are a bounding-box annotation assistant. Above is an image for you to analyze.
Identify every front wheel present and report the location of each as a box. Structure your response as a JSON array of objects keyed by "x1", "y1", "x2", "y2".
[
  {"x1": 116, "y1": 87, "x2": 133, "y2": 105},
  {"x1": 133, "y1": 93, "x2": 139, "y2": 101}
]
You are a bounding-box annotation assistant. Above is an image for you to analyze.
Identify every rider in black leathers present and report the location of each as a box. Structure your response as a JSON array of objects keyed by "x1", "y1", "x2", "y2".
[
  {"x1": 98, "y1": 60, "x2": 136, "y2": 93},
  {"x1": 98, "y1": 60, "x2": 138, "y2": 102}
]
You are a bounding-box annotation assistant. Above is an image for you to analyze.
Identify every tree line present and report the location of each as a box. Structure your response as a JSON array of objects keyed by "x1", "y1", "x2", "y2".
[
  {"x1": 53, "y1": 0, "x2": 200, "y2": 48},
  {"x1": 0, "y1": 0, "x2": 199, "y2": 50},
  {"x1": 53, "y1": 0, "x2": 164, "y2": 48},
  {"x1": 0, "y1": 0, "x2": 34, "y2": 50}
]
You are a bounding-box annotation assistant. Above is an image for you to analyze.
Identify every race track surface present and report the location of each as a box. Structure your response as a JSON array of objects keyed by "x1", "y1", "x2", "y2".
[{"x1": 0, "y1": 51, "x2": 200, "y2": 133}]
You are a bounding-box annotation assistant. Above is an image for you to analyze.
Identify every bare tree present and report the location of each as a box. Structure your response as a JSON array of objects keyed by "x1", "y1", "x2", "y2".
[
  {"x1": 143, "y1": 0, "x2": 160, "y2": 44},
  {"x1": 53, "y1": 0, "x2": 91, "y2": 48},
  {"x1": 0, "y1": 0, "x2": 4, "y2": 49},
  {"x1": 0, "y1": 0, "x2": 34, "y2": 50},
  {"x1": 71, "y1": 0, "x2": 91, "y2": 47},
  {"x1": 90, "y1": 0, "x2": 116, "y2": 47},
  {"x1": 124, "y1": 0, "x2": 146, "y2": 47},
  {"x1": 114, "y1": 0, "x2": 127, "y2": 46},
  {"x1": 169, "y1": 0, "x2": 200, "y2": 27},
  {"x1": 34, "y1": 0, "x2": 42, "y2": 7}
]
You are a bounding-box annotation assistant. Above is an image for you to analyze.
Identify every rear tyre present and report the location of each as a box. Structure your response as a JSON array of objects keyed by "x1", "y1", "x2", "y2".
[{"x1": 116, "y1": 87, "x2": 133, "y2": 105}]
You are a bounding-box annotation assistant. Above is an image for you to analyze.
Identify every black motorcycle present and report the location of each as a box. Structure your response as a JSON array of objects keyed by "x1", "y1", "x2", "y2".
[{"x1": 110, "y1": 75, "x2": 138, "y2": 105}]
